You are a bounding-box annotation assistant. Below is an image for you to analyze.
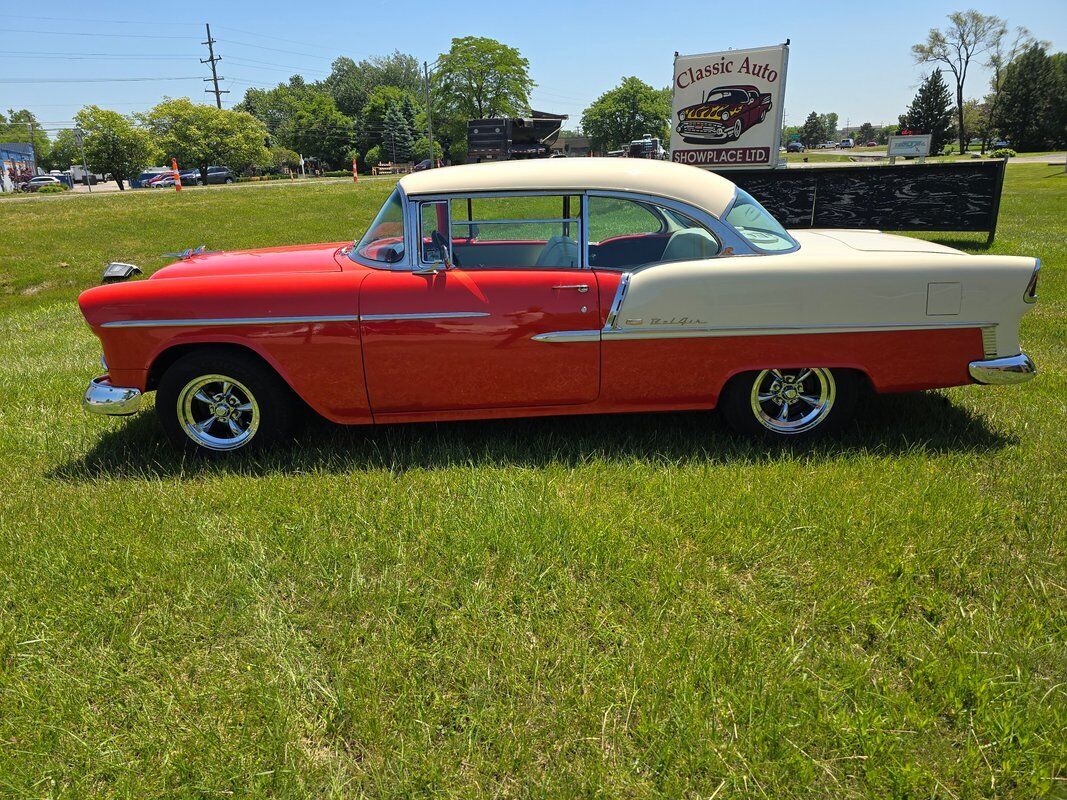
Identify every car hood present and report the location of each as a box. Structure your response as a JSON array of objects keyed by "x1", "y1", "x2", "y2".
[
  {"x1": 680, "y1": 102, "x2": 738, "y2": 120},
  {"x1": 791, "y1": 229, "x2": 965, "y2": 255},
  {"x1": 150, "y1": 242, "x2": 348, "y2": 279}
]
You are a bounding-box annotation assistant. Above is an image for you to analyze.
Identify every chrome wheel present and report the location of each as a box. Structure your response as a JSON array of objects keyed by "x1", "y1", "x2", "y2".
[
  {"x1": 750, "y1": 368, "x2": 835, "y2": 435},
  {"x1": 176, "y1": 374, "x2": 259, "y2": 451}
]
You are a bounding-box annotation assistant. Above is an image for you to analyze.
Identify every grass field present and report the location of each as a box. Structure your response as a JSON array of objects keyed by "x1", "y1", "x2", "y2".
[{"x1": 0, "y1": 166, "x2": 1064, "y2": 798}]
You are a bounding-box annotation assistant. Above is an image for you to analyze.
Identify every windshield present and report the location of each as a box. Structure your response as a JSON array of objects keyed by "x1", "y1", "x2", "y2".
[
  {"x1": 353, "y1": 189, "x2": 406, "y2": 263},
  {"x1": 724, "y1": 190, "x2": 798, "y2": 253}
]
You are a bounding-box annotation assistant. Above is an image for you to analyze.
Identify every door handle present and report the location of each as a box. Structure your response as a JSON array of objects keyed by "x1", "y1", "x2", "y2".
[{"x1": 553, "y1": 284, "x2": 589, "y2": 293}]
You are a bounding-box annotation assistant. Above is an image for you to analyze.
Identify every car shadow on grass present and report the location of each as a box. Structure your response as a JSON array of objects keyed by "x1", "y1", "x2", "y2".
[{"x1": 51, "y1": 390, "x2": 1015, "y2": 482}]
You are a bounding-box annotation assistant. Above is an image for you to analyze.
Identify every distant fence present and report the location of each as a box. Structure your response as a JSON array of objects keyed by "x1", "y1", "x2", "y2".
[{"x1": 725, "y1": 159, "x2": 1007, "y2": 244}]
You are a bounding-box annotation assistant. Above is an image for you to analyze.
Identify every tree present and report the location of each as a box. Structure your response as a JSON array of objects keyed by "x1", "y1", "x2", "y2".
[
  {"x1": 913, "y1": 10, "x2": 1004, "y2": 153},
  {"x1": 983, "y1": 24, "x2": 1039, "y2": 151},
  {"x1": 359, "y1": 85, "x2": 418, "y2": 153},
  {"x1": 995, "y1": 45, "x2": 1056, "y2": 151},
  {"x1": 580, "y1": 77, "x2": 671, "y2": 151},
  {"x1": 270, "y1": 146, "x2": 300, "y2": 173},
  {"x1": 74, "y1": 106, "x2": 157, "y2": 190},
  {"x1": 1050, "y1": 53, "x2": 1067, "y2": 148},
  {"x1": 325, "y1": 52, "x2": 422, "y2": 117},
  {"x1": 434, "y1": 36, "x2": 533, "y2": 120},
  {"x1": 381, "y1": 101, "x2": 415, "y2": 163},
  {"x1": 42, "y1": 129, "x2": 81, "y2": 172},
  {"x1": 856, "y1": 122, "x2": 876, "y2": 144},
  {"x1": 285, "y1": 92, "x2": 354, "y2": 166},
  {"x1": 876, "y1": 124, "x2": 899, "y2": 144},
  {"x1": 413, "y1": 135, "x2": 443, "y2": 162},
  {"x1": 899, "y1": 69, "x2": 956, "y2": 154},
  {"x1": 1, "y1": 109, "x2": 50, "y2": 165},
  {"x1": 817, "y1": 112, "x2": 839, "y2": 142},
  {"x1": 142, "y1": 98, "x2": 270, "y2": 183},
  {"x1": 364, "y1": 144, "x2": 382, "y2": 169},
  {"x1": 799, "y1": 111, "x2": 824, "y2": 147}
]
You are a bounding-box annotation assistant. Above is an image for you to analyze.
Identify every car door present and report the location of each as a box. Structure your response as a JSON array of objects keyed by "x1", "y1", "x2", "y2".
[{"x1": 359, "y1": 193, "x2": 600, "y2": 415}]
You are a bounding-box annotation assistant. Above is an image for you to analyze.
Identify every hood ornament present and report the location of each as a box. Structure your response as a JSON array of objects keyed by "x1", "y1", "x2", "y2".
[{"x1": 162, "y1": 244, "x2": 216, "y2": 260}]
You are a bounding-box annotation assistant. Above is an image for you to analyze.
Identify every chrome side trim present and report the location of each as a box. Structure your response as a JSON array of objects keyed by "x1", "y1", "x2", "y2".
[
  {"x1": 83, "y1": 376, "x2": 142, "y2": 416},
  {"x1": 1024, "y1": 259, "x2": 1040, "y2": 304},
  {"x1": 359, "y1": 311, "x2": 489, "y2": 322},
  {"x1": 531, "y1": 329, "x2": 601, "y2": 343},
  {"x1": 601, "y1": 320, "x2": 997, "y2": 341},
  {"x1": 968, "y1": 353, "x2": 1036, "y2": 385},
  {"x1": 603, "y1": 272, "x2": 632, "y2": 330},
  {"x1": 101, "y1": 315, "x2": 359, "y2": 329}
]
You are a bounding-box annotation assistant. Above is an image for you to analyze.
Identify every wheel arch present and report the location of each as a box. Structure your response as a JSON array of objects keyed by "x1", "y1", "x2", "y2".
[{"x1": 714, "y1": 364, "x2": 874, "y2": 407}]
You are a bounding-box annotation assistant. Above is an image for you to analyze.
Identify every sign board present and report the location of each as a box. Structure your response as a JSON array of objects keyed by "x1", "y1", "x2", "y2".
[
  {"x1": 670, "y1": 43, "x2": 789, "y2": 169},
  {"x1": 887, "y1": 134, "x2": 932, "y2": 158}
]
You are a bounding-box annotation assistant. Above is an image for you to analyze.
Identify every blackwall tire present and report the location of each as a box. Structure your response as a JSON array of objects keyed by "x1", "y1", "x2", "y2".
[
  {"x1": 719, "y1": 368, "x2": 859, "y2": 440},
  {"x1": 156, "y1": 351, "x2": 295, "y2": 454}
]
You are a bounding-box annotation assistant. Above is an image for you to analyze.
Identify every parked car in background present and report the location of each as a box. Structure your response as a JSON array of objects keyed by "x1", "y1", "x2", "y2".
[
  {"x1": 839, "y1": 138, "x2": 854, "y2": 148},
  {"x1": 865, "y1": 140, "x2": 878, "y2": 147},
  {"x1": 786, "y1": 141, "x2": 804, "y2": 153},
  {"x1": 993, "y1": 140, "x2": 1011, "y2": 149},
  {"x1": 21, "y1": 175, "x2": 63, "y2": 192},
  {"x1": 414, "y1": 159, "x2": 443, "y2": 172},
  {"x1": 80, "y1": 159, "x2": 1040, "y2": 454}
]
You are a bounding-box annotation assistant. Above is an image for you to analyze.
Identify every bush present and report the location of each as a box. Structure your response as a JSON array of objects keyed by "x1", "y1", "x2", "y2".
[
  {"x1": 989, "y1": 148, "x2": 1017, "y2": 159},
  {"x1": 364, "y1": 145, "x2": 382, "y2": 169},
  {"x1": 322, "y1": 170, "x2": 353, "y2": 178},
  {"x1": 36, "y1": 183, "x2": 68, "y2": 194}
]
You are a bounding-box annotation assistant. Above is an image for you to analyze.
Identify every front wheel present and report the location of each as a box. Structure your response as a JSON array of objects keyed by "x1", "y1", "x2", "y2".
[
  {"x1": 156, "y1": 351, "x2": 296, "y2": 454},
  {"x1": 718, "y1": 367, "x2": 859, "y2": 440}
]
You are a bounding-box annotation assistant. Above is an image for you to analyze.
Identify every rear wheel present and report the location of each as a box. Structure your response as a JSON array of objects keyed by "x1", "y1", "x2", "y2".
[
  {"x1": 157, "y1": 351, "x2": 295, "y2": 454},
  {"x1": 719, "y1": 367, "x2": 858, "y2": 440}
]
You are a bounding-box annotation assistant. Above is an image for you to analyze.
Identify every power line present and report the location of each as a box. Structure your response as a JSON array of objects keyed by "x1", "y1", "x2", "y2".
[
  {"x1": 0, "y1": 77, "x2": 203, "y2": 84},
  {"x1": 4, "y1": 28, "x2": 192, "y2": 39},
  {"x1": 0, "y1": 51, "x2": 202, "y2": 60},
  {"x1": 216, "y1": 37, "x2": 335, "y2": 61}
]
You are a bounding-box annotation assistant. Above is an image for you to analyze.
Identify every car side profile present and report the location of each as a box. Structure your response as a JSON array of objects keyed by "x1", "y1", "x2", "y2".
[{"x1": 79, "y1": 159, "x2": 1039, "y2": 454}]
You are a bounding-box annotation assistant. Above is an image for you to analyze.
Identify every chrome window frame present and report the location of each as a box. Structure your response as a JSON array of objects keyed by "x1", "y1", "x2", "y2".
[
  {"x1": 417, "y1": 198, "x2": 452, "y2": 266},
  {"x1": 346, "y1": 184, "x2": 417, "y2": 271},
  {"x1": 405, "y1": 190, "x2": 588, "y2": 271}
]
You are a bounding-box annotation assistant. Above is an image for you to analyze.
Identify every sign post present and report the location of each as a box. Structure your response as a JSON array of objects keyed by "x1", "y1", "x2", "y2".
[
  {"x1": 670, "y1": 43, "x2": 789, "y2": 170},
  {"x1": 886, "y1": 134, "x2": 932, "y2": 165}
]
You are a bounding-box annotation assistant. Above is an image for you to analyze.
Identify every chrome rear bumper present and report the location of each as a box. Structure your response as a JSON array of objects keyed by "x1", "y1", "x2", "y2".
[
  {"x1": 83, "y1": 375, "x2": 142, "y2": 416},
  {"x1": 968, "y1": 353, "x2": 1037, "y2": 385}
]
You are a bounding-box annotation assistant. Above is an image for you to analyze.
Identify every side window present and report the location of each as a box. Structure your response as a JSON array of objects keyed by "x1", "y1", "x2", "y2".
[
  {"x1": 419, "y1": 201, "x2": 449, "y2": 263},
  {"x1": 447, "y1": 194, "x2": 581, "y2": 269},
  {"x1": 588, "y1": 196, "x2": 721, "y2": 269}
]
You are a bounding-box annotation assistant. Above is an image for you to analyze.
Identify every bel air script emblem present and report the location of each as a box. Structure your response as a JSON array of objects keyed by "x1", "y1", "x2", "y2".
[{"x1": 649, "y1": 316, "x2": 708, "y2": 326}]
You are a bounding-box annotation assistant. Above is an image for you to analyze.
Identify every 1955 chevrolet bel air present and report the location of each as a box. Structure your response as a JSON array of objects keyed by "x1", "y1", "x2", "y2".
[{"x1": 79, "y1": 158, "x2": 1039, "y2": 453}]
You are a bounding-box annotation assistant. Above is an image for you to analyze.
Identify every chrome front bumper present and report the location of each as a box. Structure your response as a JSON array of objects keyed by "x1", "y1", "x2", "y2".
[
  {"x1": 83, "y1": 375, "x2": 142, "y2": 416},
  {"x1": 968, "y1": 353, "x2": 1037, "y2": 385}
]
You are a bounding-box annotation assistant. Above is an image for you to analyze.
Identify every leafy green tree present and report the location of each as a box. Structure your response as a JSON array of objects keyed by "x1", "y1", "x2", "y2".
[
  {"x1": 982, "y1": 24, "x2": 1038, "y2": 151},
  {"x1": 856, "y1": 122, "x2": 876, "y2": 144},
  {"x1": 381, "y1": 101, "x2": 415, "y2": 163},
  {"x1": 994, "y1": 45, "x2": 1056, "y2": 151},
  {"x1": 1050, "y1": 53, "x2": 1067, "y2": 148},
  {"x1": 270, "y1": 146, "x2": 300, "y2": 173},
  {"x1": 42, "y1": 129, "x2": 81, "y2": 172},
  {"x1": 364, "y1": 144, "x2": 382, "y2": 169},
  {"x1": 75, "y1": 106, "x2": 158, "y2": 190},
  {"x1": 580, "y1": 77, "x2": 670, "y2": 151},
  {"x1": 413, "y1": 135, "x2": 443, "y2": 162},
  {"x1": 285, "y1": 92, "x2": 354, "y2": 166},
  {"x1": 325, "y1": 52, "x2": 422, "y2": 117},
  {"x1": 359, "y1": 86, "x2": 418, "y2": 153},
  {"x1": 876, "y1": 124, "x2": 899, "y2": 144},
  {"x1": 913, "y1": 10, "x2": 1004, "y2": 153},
  {"x1": 1, "y1": 109, "x2": 50, "y2": 164},
  {"x1": 817, "y1": 112, "x2": 839, "y2": 142},
  {"x1": 898, "y1": 69, "x2": 956, "y2": 154},
  {"x1": 142, "y1": 98, "x2": 270, "y2": 183},
  {"x1": 435, "y1": 36, "x2": 533, "y2": 120},
  {"x1": 799, "y1": 111, "x2": 823, "y2": 147}
]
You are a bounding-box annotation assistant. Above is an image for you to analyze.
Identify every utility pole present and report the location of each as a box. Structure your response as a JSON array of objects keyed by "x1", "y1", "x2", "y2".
[
  {"x1": 201, "y1": 23, "x2": 228, "y2": 109},
  {"x1": 423, "y1": 61, "x2": 436, "y2": 167},
  {"x1": 27, "y1": 121, "x2": 38, "y2": 174},
  {"x1": 74, "y1": 127, "x2": 91, "y2": 193}
]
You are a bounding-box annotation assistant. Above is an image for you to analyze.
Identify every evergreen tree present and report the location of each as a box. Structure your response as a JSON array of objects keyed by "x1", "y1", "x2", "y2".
[
  {"x1": 400, "y1": 94, "x2": 420, "y2": 138},
  {"x1": 995, "y1": 45, "x2": 1056, "y2": 151},
  {"x1": 381, "y1": 100, "x2": 415, "y2": 163},
  {"x1": 799, "y1": 111, "x2": 823, "y2": 147},
  {"x1": 898, "y1": 69, "x2": 956, "y2": 153}
]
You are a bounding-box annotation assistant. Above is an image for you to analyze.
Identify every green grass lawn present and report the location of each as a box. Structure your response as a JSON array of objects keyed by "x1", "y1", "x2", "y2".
[{"x1": 0, "y1": 166, "x2": 1064, "y2": 798}]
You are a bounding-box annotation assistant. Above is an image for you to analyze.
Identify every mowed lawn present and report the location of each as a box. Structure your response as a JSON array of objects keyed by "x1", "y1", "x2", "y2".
[{"x1": 0, "y1": 167, "x2": 1064, "y2": 798}]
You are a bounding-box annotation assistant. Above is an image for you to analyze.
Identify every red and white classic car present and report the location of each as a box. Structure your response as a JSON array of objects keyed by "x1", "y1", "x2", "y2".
[{"x1": 80, "y1": 159, "x2": 1039, "y2": 454}]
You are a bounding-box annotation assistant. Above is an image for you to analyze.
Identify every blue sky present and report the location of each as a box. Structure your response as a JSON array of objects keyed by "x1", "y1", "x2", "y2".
[{"x1": 3, "y1": 0, "x2": 1064, "y2": 135}]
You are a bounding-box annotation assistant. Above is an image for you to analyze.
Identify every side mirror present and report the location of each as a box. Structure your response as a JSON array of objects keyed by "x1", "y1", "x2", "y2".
[{"x1": 430, "y1": 230, "x2": 453, "y2": 269}]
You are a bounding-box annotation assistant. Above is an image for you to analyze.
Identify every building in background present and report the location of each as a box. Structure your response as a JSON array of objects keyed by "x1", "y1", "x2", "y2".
[{"x1": 1, "y1": 142, "x2": 36, "y2": 192}]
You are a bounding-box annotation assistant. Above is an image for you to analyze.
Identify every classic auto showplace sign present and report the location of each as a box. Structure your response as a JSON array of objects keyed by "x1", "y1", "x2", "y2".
[{"x1": 670, "y1": 43, "x2": 789, "y2": 170}]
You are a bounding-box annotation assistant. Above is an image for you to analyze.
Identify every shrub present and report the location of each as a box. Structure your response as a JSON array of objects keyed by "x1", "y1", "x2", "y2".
[
  {"x1": 364, "y1": 145, "x2": 382, "y2": 169},
  {"x1": 989, "y1": 148, "x2": 1017, "y2": 159},
  {"x1": 36, "y1": 183, "x2": 68, "y2": 194}
]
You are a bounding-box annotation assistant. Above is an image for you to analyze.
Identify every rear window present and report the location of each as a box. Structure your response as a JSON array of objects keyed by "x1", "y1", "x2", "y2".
[{"x1": 724, "y1": 190, "x2": 798, "y2": 253}]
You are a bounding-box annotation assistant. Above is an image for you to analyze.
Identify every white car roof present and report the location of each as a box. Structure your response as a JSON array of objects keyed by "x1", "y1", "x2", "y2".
[{"x1": 399, "y1": 157, "x2": 738, "y2": 219}]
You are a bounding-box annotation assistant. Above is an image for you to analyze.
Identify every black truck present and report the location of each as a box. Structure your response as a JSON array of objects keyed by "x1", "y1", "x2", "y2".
[{"x1": 467, "y1": 110, "x2": 567, "y2": 162}]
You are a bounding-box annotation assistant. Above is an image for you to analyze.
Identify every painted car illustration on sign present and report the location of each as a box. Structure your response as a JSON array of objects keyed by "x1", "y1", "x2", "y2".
[
  {"x1": 676, "y1": 85, "x2": 773, "y2": 144},
  {"x1": 79, "y1": 159, "x2": 1038, "y2": 454}
]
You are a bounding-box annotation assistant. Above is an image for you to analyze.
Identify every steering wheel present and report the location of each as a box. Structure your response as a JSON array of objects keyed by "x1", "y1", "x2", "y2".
[{"x1": 431, "y1": 230, "x2": 460, "y2": 268}]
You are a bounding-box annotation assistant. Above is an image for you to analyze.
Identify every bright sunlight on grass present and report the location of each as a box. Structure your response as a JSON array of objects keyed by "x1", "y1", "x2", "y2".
[{"x1": 0, "y1": 166, "x2": 1063, "y2": 797}]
